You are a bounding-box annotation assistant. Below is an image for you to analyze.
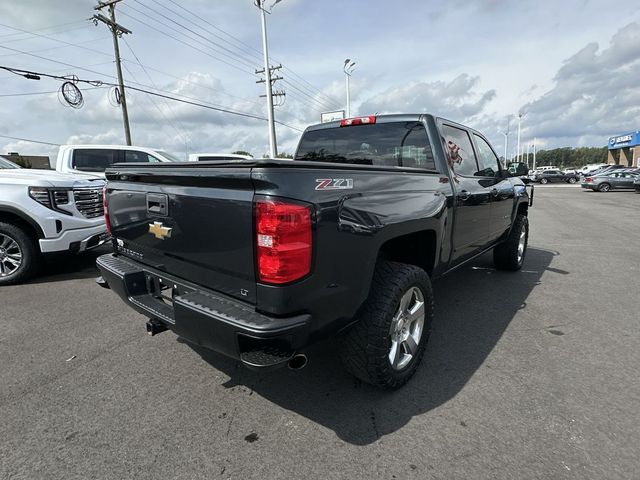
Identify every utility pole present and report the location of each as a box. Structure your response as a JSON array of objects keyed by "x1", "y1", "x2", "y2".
[
  {"x1": 255, "y1": 0, "x2": 280, "y2": 157},
  {"x1": 343, "y1": 59, "x2": 356, "y2": 118},
  {"x1": 93, "y1": 0, "x2": 132, "y2": 146}
]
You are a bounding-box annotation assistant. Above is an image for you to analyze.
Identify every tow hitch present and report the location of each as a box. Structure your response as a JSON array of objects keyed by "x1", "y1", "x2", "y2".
[{"x1": 146, "y1": 318, "x2": 168, "y2": 336}]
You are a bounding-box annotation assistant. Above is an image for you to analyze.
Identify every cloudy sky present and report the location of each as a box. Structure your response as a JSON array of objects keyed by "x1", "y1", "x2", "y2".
[{"x1": 0, "y1": 0, "x2": 639, "y2": 160}]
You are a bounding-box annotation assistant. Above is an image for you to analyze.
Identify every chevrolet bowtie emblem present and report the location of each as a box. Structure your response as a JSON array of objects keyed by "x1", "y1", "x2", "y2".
[{"x1": 148, "y1": 221, "x2": 172, "y2": 240}]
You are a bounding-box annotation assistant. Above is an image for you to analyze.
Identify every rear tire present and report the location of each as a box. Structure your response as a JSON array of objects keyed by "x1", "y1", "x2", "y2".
[
  {"x1": 340, "y1": 261, "x2": 433, "y2": 390},
  {"x1": 0, "y1": 221, "x2": 39, "y2": 286},
  {"x1": 597, "y1": 183, "x2": 611, "y2": 192},
  {"x1": 493, "y1": 214, "x2": 529, "y2": 271}
]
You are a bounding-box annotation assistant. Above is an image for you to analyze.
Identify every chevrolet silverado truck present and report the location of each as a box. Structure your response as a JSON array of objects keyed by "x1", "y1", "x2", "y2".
[
  {"x1": 0, "y1": 161, "x2": 107, "y2": 285},
  {"x1": 96, "y1": 114, "x2": 532, "y2": 389}
]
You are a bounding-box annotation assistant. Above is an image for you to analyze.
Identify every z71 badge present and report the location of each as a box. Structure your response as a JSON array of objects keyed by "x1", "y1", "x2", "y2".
[{"x1": 315, "y1": 178, "x2": 354, "y2": 190}]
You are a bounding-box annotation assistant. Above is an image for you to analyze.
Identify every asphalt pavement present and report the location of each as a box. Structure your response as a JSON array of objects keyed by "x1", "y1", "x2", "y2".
[{"x1": 1, "y1": 186, "x2": 639, "y2": 480}]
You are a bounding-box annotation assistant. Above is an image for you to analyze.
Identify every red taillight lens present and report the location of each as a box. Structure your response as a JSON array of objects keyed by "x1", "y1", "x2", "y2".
[
  {"x1": 340, "y1": 115, "x2": 376, "y2": 127},
  {"x1": 585, "y1": 177, "x2": 593, "y2": 182},
  {"x1": 103, "y1": 186, "x2": 112, "y2": 235},
  {"x1": 255, "y1": 198, "x2": 312, "y2": 284}
]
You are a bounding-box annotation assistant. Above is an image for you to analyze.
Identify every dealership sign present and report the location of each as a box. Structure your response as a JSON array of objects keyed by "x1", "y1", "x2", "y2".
[{"x1": 608, "y1": 131, "x2": 640, "y2": 149}]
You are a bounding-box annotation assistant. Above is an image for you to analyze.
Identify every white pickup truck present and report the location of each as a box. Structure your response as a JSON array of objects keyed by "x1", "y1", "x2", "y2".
[
  {"x1": 52, "y1": 145, "x2": 180, "y2": 178},
  {"x1": 0, "y1": 157, "x2": 107, "y2": 285}
]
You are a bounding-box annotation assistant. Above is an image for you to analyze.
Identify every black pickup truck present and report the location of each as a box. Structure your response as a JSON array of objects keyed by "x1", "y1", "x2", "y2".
[{"x1": 97, "y1": 114, "x2": 532, "y2": 389}]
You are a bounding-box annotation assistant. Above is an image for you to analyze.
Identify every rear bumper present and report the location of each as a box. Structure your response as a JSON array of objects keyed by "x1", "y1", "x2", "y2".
[{"x1": 96, "y1": 253, "x2": 311, "y2": 369}]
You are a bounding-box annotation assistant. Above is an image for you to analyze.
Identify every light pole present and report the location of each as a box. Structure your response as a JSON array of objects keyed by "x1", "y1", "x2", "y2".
[
  {"x1": 255, "y1": 0, "x2": 282, "y2": 158},
  {"x1": 533, "y1": 137, "x2": 537, "y2": 170},
  {"x1": 526, "y1": 142, "x2": 530, "y2": 167},
  {"x1": 343, "y1": 59, "x2": 356, "y2": 118},
  {"x1": 516, "y1": 112, "x2": 524, "y2": 163},
  {"x1": 502, "y1": 115, "x2": 512, "y2": 164}
]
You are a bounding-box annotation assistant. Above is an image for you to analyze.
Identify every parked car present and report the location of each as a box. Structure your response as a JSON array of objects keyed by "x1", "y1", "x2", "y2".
[
  {"x1": 188, "y1": 153, "x2": 253, "y2": 162},
  {"x1": 0, "y1": 157, "x2": 21, "y2": 169},
  {"x1": 586, "y1": 164, "x2": 627, "y2": 177},
  {"x1": 96, "y1": 113, "x2": 532, "y2": 389},
  {"x1": 634, "y1": 176, "x2": 640, "y2": 193},
  {"x1": 579, "y1": 163, "x2": 608, "y2": 176},
  {"x1": 52, "y1": 145, "x2": 181, "y2": 178},
  {"x1": 0, "y1": 169, "x2": 107, "y2": 285},
  {"x1": 531, "y1": 169, "x2": 579, "y2": 184},
  {"x1": 581, "y1": 171, "x2": 639, "y2": 192}
]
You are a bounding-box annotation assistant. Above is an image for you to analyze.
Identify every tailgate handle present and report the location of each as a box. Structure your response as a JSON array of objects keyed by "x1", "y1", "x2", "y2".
[{"x1": 147, "y1": 193, "x2": 168, "y2": 216}]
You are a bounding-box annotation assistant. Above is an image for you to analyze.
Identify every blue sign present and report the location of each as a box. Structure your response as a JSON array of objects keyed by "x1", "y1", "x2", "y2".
[{"x1": 608, "y1": 131, "x2": 640, "y2": 150}]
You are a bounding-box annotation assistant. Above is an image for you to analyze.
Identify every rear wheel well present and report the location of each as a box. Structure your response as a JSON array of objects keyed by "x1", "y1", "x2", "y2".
[
  {"x1": 0, "y1": 211, "x2": 43, "y2": 240},
  {"x1": 378, "y1": 230, "x2": 437, "y2": 276}
]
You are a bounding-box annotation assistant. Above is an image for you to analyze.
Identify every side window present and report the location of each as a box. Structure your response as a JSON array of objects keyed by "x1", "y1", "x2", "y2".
[
  {"x1": 473, "y1": 134, "x2": 500, "y2": 177},
  {"x1": 440, "y1": 125, "x2": 478, "y2": 177},
  {"x1": 124, "y1": 151, "x2": 160, "y2": 163}
]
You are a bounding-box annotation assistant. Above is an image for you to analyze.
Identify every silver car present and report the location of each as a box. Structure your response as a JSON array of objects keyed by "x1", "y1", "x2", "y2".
[{"x1": 582, "y1": 171, "x2": 639, "y2": 192}]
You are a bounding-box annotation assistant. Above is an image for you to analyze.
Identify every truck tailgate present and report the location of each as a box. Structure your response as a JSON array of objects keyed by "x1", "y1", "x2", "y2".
[{"x1": 106, "y1": 167, "x2": 256, "y2": 303}]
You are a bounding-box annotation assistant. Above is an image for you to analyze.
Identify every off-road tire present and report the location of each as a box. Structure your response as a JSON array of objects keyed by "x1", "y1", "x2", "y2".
[
  {"x1": 0, "y1": 221, "x2": 39, "y2": 286},
  {"x1": 340, "y1": 261, "x2": 433, "y2": 390},
  {"x1": 493, "y1": 214, "x2": 529, "y2": 271}
]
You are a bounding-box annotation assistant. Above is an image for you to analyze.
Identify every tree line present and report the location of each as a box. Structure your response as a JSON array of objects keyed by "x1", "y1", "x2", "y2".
[{"x1": 510, "y1": 146, "x2": 609, "y2": 169}]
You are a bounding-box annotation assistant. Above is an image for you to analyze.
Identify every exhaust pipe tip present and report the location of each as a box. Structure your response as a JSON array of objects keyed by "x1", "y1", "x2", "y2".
[{"x1": 288, "y1": 353, "x2": 308, "y2": 370}]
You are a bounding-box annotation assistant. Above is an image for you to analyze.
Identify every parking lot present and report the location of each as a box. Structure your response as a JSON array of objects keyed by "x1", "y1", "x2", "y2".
[{"x1": 1, "y1": 185, "x2": 639, "y2": 480}]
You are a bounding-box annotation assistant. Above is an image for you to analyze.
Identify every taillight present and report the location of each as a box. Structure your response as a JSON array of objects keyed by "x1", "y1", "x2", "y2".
[
  {"x1": 340, "y1": 115, "x2": 376, "y2": 127},
  {"x1": 585, "y1": 177, "x2": 593, "y2": 182},
  {"x1": 255, "y1": 198, "x2": 312, "y2": 284},
  {"x1": 103, "y1": 186, "x2": 112, "y2": 235}
]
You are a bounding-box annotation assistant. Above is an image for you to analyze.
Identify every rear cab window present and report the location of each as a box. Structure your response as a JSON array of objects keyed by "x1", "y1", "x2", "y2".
[
  {"x1": 72, "y1": 149, "x2": 120, "y2": 172},
  {"x1": 294, "y1": 121, "x2": 437, "y2": 171}
]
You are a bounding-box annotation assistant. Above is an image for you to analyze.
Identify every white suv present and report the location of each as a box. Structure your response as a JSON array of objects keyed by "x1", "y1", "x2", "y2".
[{"x1": 0, "y1": 161, "x2": 107, "y2": 285}]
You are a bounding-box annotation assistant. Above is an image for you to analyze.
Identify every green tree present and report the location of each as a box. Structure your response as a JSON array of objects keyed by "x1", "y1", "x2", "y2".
[{"x1": 232, "y1": 150, "x2": 253, "y2": 157}]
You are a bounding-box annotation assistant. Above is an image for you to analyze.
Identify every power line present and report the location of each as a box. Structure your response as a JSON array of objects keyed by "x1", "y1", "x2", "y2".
[
  {"x1": 117, "y1": 9, "x2": 254, "y2": 76},
  {"x1": 0, "y1": 86, "x2": 105, "y2": 97},
  {"x1": 0, "y1": 24, "x2": 92, "y2": 45},
  {"x1": 133, "y1": 0, "x2": 256, "y2": 69},
  {"x1": 159, "y1": 0, "x2": 342, "y2": 109},
  {"x1": 0, "y1": 133, "x2": 60, "y2": 146},
  {"x1": 0, "y1": 20, "x2": 86, "y2": 39},
  {"x1": 0, "y1": 65, "x2": 304, "y2": 132}
]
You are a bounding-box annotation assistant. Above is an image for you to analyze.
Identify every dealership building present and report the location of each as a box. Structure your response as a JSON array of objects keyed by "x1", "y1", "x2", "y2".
[{"x1": 608, "y1": 131, "x2": 640, "y2": 167}]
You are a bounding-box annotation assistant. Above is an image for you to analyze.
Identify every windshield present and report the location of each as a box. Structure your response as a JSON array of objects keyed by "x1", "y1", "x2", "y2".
[
  {"x1": 295, "y1": 121, "x2": 437, "y2": 170},
  {"x1": 0, "y1": 157, "x2": 21, "y2": 169}
]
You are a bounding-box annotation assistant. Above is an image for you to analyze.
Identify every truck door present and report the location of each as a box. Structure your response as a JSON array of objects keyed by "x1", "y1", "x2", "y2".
[
  {"x1": 440, "y1": 123, "x2": 492, "y2": 262},
  {"x1": 471, "y1": 133, "x2": 515, "y2": 242}
]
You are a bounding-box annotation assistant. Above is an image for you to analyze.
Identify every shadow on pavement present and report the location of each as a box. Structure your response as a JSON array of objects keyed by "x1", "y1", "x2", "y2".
[
  {"x1": 182, "y1": 247, "x2": 557, "y2": 445},
  {"x1": 29, "y1": 244, "x2": 113, "y2": 284}
]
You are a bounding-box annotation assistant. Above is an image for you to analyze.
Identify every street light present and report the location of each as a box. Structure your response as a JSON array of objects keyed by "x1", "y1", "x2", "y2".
[
  {"x1": 516, "y1": 111, "x2": 526, "y2": 163},
  {"x1": 502, "y1": 115, "x2": 512, "y2": 165},
  {"x1": 343, "y1": 58, "x2": 356, "y2": 118}
]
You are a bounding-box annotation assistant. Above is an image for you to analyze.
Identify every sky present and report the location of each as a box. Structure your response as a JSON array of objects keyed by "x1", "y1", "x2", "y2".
[{"x1": 0, "y1": 0, "x2": 639, "y2": 160}]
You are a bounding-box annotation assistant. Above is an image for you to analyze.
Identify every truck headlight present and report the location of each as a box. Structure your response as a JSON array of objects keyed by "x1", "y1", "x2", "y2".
[{"x1": 29, "y1": 187, "x2": 72, "y2": 214}]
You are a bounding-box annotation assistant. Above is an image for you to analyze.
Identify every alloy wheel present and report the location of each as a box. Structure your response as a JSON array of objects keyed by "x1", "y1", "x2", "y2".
[
  {"x1": 0, "y1": 233, "x2": 23, "y2": 278},
  {"x1": 389, "y1": 286, "x2": 425, "y2": 370}
]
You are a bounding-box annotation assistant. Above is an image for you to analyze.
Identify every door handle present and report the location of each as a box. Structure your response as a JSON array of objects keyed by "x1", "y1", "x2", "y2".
[
  {"x1": 458, "y1": 190, "x2": 471, "y2": 201},
  {"x1": 491, "y1": 188, "x2": 499, "y2": 197}
]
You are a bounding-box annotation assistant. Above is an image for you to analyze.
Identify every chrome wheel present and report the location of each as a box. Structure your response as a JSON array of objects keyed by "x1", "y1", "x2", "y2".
[
  {"x1": 389, "y1": 286, "x2": 425, "y2": 371},
  {"x1": 0, "y1": 233, "x2": 22, "y2": 278},
  {"x1": 517, "y1": 226, "x2": 526, "y2": 263}
]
